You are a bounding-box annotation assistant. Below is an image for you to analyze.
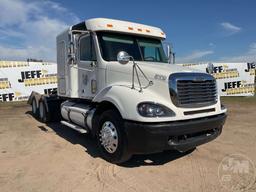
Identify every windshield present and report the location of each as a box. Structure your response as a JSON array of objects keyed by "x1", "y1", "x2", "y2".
[{"x1": 97, "y1": 32, "x2": 168, "y2": 63}]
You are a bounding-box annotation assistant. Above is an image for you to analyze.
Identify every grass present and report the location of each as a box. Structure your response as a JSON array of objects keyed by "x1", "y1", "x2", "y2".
[
  {"x1": 0, "y1": 101, "x2": 28, "y2": 108},
  {"x1": 221, "y1": 96, "x2": 256, "y2": 104}
]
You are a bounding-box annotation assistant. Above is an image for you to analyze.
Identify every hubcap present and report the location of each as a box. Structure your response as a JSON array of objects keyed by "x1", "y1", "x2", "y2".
[
  {"x1": 99, "y1": 121, "x2": 118, "y2": 153},
  {"x1": 39, "y1": 102, "x2": 44, "y2": 120}
]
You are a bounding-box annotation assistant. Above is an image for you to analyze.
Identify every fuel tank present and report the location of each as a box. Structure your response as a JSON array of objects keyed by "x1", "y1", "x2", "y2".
[{"x1": 60, "y1": 101, "x2": 95, "y2": 129}]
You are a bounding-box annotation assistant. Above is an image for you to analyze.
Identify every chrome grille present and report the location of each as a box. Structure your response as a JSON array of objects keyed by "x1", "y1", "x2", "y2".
[{"x1": 169, "y1": 73, "x2": 217, "y2": 108}]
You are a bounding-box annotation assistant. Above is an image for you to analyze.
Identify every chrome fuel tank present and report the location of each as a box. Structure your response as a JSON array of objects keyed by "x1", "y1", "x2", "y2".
[{"x1": 61, "y1": 101, "x2": 95, "y2": 129}]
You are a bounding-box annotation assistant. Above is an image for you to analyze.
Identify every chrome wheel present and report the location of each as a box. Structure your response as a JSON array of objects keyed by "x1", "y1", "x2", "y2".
[
  {"x1": 32, "y1": 99, "x2": 37, "y2": 114},
  {"x1": 39, "y1": 102, "x2": 44, "y2": 120},
  {"x1": 99, "y1": 121, "x2": 118, "y2": 153}
]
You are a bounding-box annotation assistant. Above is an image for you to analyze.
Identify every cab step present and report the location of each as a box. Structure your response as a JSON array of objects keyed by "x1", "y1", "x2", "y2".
[{"x1": 60, "y1": 121, "x2": 87, "y2": 134}]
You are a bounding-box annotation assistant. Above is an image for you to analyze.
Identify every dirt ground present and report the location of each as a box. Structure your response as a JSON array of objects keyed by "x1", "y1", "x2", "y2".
[{"x1": 0, "y1": 98, "x2": 255, "y2": 192}]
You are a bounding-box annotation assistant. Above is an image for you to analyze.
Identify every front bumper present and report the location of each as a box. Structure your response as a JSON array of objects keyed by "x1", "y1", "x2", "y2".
[{"x1": 124, "y1": 113, "x2": 227, "y2": 154}]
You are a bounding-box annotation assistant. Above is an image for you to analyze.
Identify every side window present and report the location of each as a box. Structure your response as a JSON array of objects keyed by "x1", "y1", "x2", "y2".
[{"x1": 79, "y1": 35, "x2": 96, "y2": 61}]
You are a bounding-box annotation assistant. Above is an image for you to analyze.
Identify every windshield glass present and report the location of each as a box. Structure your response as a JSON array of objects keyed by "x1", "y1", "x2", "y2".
[{"x1": 97, "y1": 32, "x2": 168, "y2": 63}]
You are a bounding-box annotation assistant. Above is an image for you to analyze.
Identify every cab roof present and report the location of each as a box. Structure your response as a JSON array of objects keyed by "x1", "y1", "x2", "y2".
[{"x1": 71, "y1": 18, "x2": 166, "y2": 39}]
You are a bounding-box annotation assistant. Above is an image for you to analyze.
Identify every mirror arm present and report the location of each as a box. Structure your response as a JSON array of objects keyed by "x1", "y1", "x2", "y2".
[
  {"x1": 128, "y1": 56, "x2": 153, "y2": 92},
  {"x1": 132, "y1": 60, "x2": 135, "y2": 89},
  {"x1": 116, "y1": 51, "x2": 153, "y2": 91}
]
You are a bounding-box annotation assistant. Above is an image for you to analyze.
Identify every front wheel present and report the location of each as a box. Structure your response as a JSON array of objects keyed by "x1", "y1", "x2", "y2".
[{"x1": 97, "y1": 109, "x2": 131, "y2": 164}]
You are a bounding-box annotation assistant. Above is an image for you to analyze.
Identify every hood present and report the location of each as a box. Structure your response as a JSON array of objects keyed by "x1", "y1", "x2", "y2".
[{"x1": 135, "y1": 62, "x2": 203, "y2": 79}]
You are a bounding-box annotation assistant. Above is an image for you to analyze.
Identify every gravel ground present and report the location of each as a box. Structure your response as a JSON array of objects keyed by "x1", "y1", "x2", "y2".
[{"x1": 0, "y1": 98, "x2": 255, "y2": 192}]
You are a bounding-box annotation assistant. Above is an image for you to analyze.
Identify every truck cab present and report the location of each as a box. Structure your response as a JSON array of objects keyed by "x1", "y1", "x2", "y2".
[{"x1": 29, "y1": 18, "x2": 227, "y2": 163}]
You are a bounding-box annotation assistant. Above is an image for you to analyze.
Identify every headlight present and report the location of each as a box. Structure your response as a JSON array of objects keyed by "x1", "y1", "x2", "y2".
[{"x1": 137, "y1": 102, "x2": 175, "y2": 117}]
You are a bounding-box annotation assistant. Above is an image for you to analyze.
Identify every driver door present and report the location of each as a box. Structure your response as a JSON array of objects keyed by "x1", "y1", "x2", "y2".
[{"x1": 77, "y1": 33, "x2": 97, "y2": 99}]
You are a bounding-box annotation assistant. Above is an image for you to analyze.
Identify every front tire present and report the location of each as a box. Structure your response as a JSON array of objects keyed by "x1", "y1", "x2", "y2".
[{"x1": 97, "y1": 109, "x2": 131, "y2": 164}]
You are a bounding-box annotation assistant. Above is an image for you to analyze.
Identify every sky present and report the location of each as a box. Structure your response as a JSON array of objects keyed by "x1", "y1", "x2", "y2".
[{"x1": 0, "y1": 0, "x2": 256, "y2": 63}]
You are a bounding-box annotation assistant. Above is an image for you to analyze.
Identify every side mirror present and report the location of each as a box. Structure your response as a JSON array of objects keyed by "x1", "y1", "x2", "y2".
[
  {"x1": 166, "y1": 44, "x2": 171, "y2": 59},
  {"x1": 67, "y1": 42, "x2": 76, "y2": 64},
  {"x1": 117, "y1": 51, "x2": 130, "y2": 65},
  {"x1": 206, "y1": 63, "x2": 214, "y2": 74},
  {"x1": 163, "y1": 42, "x2": 175, "y2": 64}
]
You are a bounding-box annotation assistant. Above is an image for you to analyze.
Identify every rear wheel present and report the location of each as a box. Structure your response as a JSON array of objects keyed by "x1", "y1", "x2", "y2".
[
  {"x1": 97, "y1": 109, "x2": 131, "y2": 164},
  {"x1": 31, "y1": 98, "x2": 38, "y2": 117},
  {"x1": 39, "y1": 101, "x2": 50, "y2": 123}
]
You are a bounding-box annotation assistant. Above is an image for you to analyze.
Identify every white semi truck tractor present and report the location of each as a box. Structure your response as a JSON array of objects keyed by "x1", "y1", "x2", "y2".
[{"x1": 28, "y1": 18, "x2": 227, "y2": 163}]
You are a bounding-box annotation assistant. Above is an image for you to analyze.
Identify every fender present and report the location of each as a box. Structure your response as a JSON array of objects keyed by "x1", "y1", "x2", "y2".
[
  {"x1": 92, "y1": 84, "x2": 165, "y2": 121},
  {"x1": 93, "y1": 85, "x2": 127, "y2": 117}
]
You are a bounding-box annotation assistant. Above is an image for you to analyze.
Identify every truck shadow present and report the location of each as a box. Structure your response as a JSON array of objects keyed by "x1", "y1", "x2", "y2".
[
  {"x1": 122, "y1": 149, "x2": 194, "y2": 168},
  {"x1": 41, "y1": 121, "x2": 100, "y2": 159},
  {"x1": 26, "y1": 111, "x2": 194, "y2": 167},
  {"x1": 50, "y1": 121, "x2": 195, "y2": 167}
]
